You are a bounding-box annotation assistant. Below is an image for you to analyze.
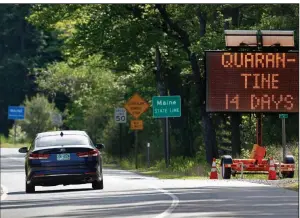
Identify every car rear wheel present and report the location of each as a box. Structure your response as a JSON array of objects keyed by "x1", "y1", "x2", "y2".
[
  {"x1": 92, "y1": 179, "x2": 103, "y2": 190},
  {"x1": 25, "y1": 182, "x2": 35, "y2": 193}
]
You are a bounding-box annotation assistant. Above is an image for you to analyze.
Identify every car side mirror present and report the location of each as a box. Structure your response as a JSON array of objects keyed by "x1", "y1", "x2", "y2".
[
  {"x1": 95, "y1": 143, "x2": 105, "y2": 150},
  {"x1": 18, "y1": 147, "x2": 28, "y2": 153}
]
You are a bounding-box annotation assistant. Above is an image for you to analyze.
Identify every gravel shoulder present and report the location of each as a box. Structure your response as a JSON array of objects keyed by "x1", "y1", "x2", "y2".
[{"x1": 234, "y1": 178, "x2": 299, "y2": 190}]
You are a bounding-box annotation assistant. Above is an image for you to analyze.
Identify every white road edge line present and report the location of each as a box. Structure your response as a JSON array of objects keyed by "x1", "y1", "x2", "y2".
[
  {"x1": 151, "y1": 185, "x2": 179, "y2": 218},
  {"x1": 1, "y1": 184, "x2": 8, "y2": 201}
]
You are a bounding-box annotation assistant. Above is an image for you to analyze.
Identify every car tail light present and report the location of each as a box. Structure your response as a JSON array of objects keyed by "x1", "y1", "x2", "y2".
[
  {"x1": 76, "y1": 150, "x2": 99, "y2": 158},
  {"x1": 29, "y1": 153, "x2": 50, "y2": 160}
]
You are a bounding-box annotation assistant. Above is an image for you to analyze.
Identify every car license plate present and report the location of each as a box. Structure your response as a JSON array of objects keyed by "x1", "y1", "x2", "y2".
[{"x1": 57, "y1": 153, "x2": 70, "y2": 161}]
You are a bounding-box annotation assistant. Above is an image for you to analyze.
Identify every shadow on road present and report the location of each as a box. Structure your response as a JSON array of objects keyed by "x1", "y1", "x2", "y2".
[
  {"x1": 8, "y1": 188, "x2": 92, "y2": 195},
  {"x1": 1, "y1": 186, "x2": 298, "y2": 218}
]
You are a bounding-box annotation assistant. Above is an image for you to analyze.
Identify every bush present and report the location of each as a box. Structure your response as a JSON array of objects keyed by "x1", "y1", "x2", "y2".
[
  {"x1": 17, "y1": 94, "x2": 59, "y2": 140},
  {"x1": 120, "y1": 158, "x2": 135, "y2": 170},
  {"x1": 150, "y1": 156, "x2": 210, "y2": 177},
  {"x1": 0, "y1": 134, "x2": 8, "y2": 144},
  {"x1": 8, "y1": 125, "x2": 28, "y2": 143},
  {"x1": 102, "y1": 152, "x2": 118, "y2": 165}
]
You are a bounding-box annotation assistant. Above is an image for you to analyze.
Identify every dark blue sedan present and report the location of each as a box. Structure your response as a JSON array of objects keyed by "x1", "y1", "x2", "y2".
[{"x1": 18, "y1": 130, "x2": 104, "y2": 193}]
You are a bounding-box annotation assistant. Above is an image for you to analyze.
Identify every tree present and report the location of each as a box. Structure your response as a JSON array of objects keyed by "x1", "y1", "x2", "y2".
[
  {"x1": 27, "y1": 4, "x2": 299, "y2": 165},
  {"x1": 0, "y1": 4, "x2": 62, "y2": 137},
  {"x1": 18, "y1": 94, "x2": 59, "y2": 140}
]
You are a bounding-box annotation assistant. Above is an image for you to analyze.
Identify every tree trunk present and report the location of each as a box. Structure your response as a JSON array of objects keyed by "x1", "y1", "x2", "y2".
[
  {"x1": 231, "y1": 113, "x2": 241, "y2": 157},
  {"x1": 167, "y1": 66, "x2": 193, "y2": 157},
  {"x1": 196, "y1": 10, "x2": 218, "y2": 163},
  {"x1": 201, "y1": 106, "x2": 218, "y2": 162},
  {"x1": 228, "y1": 6, "x2": 242, "y2": 158},
  {"x1": 190, "y1": 52, "x2": 218, "y2": 163},
  {"x1": 156, "y1": 4, "x2": 218, "y2": 163},
  {"x1": 154, "y1": 45, "x2": 169, "y2": 163},
  {"x1": 231, "y1": 7, "x2": 240, "y2": 27},
  {"x1": 155, "y1": 46, "x2": 167, "y2": 96}
]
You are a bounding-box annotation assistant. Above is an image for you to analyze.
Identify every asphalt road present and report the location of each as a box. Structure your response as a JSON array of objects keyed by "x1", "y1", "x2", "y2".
[{"x1": 1, "y1": 148, "x2": 298, "y2": 218}]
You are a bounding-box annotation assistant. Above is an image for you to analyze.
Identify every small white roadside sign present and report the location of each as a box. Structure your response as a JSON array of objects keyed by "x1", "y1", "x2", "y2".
[{"x1": 115, "y1": 108, "x2": 127, "y2": 123}]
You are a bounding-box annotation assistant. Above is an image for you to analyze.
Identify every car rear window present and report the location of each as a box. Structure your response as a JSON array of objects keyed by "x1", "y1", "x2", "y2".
[{"x1": 35, "y1": 134, "x2": 91, "y2": 147}]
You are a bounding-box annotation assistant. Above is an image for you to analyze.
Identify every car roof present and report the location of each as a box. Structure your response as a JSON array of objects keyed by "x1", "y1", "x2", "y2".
[{"x1": 36, "y1": 130, "x2": 88, "y2": 139}]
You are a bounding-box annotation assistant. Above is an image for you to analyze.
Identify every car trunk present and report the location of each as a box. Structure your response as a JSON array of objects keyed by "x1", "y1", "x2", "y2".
[{"x1": 29, "y1": 145, "x2": 98, "y2": 168}]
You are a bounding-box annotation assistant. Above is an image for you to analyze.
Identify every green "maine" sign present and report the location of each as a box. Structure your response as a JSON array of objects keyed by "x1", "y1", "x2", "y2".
[{"x1": 152, "y1": 96, "x2": 181, "y2": 118}]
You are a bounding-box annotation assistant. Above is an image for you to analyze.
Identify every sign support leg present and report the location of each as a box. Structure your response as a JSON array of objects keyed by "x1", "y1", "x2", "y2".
[
  {"x1": 147, "y1": 143, "x2": 150, "y2": 168},
  {"x1": 282, "y1": 118, "x2": 286, "y2": 160},
  {"x1": 119, "y1": 123, "x2": 122, "y2": 163},
  {"x1": 165, "y1": 117, "x2": 170, "y2": 168},
  {"x1": 135, "y1": 130, "x2": 138, "y2": 169}
]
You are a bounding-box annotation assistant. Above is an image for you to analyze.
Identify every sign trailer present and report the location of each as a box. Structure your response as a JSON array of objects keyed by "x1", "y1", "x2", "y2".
[{"x1": 205, "y1": 50, "x2": 298, "y2": 179}]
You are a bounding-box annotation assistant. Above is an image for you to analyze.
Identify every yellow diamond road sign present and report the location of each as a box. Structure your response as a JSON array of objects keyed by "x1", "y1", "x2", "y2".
[{"x1": 124, "y1": 93, "x2": 149, "y2": 119}]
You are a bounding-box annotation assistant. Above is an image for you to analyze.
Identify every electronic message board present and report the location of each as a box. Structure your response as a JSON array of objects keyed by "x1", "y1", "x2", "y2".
[{"x1": 205, "y1": 51, "x2": 299, "y2": 112}]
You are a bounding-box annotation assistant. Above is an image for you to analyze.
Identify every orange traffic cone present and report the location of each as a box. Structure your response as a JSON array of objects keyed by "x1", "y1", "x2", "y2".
[
  {"x1": 268, "y1": 157, "x2": 277, "y2": 180},
  {"x1": 210, "y1": 158, "x2": 218, "y2": 179}
]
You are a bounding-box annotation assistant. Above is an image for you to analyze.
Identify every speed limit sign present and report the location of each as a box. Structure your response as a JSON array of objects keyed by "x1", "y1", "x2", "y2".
[{"x1": 115, "y1": 108, "x2": 127, "y2": 123}]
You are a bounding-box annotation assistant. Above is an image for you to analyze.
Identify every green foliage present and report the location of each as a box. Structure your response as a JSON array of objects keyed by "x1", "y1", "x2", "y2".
[
  {"x1": 0, "y1": 4, "x2": 62, "y2": 136},
  {"x1": 5, "y1": 4, "x2": 297, "y2": 165},
  {"x1": 0, "y1": 134, "x2": 9, "y2": 145},
  {"x1": 120, "y1": 158, "x2": 136, "y2": 170},
  {"x1": 17, "y1": 94, "x2": 59, "y2": 140},
  {"x1": 119, "y1": 155, "x2": 211, "y2": 177},
  {"x1": 8, "y1": 125, "x2": 28, "y2": 143},
  {"x1": 240, "y1": 147, "x2": 251, "y2": 159}
]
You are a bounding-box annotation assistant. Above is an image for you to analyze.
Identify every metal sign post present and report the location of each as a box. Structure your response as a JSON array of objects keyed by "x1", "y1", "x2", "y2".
[
  {"x1": 119, "y1": 123, "x2": 122, "y2": 162},
  {"x1": 165, "y1": 117, "x2": 170, "y2": 168},
  {"x1": 124, "y1": 93, "x2": 149, "y2": 170},
  {"x1": 135, "y1": 130, "x2": 138, "y2": 169},
  {"x1": 115, "y1": 108, "x2": 127, "y2": 163},
  {"x1": 279, "y1": 114, "x2": 288, "y2": 160},
  {"x1": 147, "y1": 142, "x2": 150, "y2": 168},
  {"x1": 152, "y1": 96, "x2": 181, "y2": 168},
  {"x1": 130, "y1": 120, "x2": 144, "y2": 169},
  {"x1": 282, "y1": 118, "x2": 286, "y2": 160}
]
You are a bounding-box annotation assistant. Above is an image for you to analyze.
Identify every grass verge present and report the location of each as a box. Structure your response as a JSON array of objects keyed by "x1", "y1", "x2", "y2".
[
  {"x1": 135, "y1": 169, "x2": 208, "y2": 179},
  {"x1": 104, "y1": 161, "x2": 298, "y2": 181},
  {"x1": 104, "y1": 159, "x2": 210, "y2": 179},
  {"x1": 0, "y1": 143, "x2": 26, "y2": 148}
]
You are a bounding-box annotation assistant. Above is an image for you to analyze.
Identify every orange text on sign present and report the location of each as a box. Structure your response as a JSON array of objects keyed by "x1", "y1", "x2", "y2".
[{"x1": 221, "y1": 52, "x2": 296, "y2": 68}]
